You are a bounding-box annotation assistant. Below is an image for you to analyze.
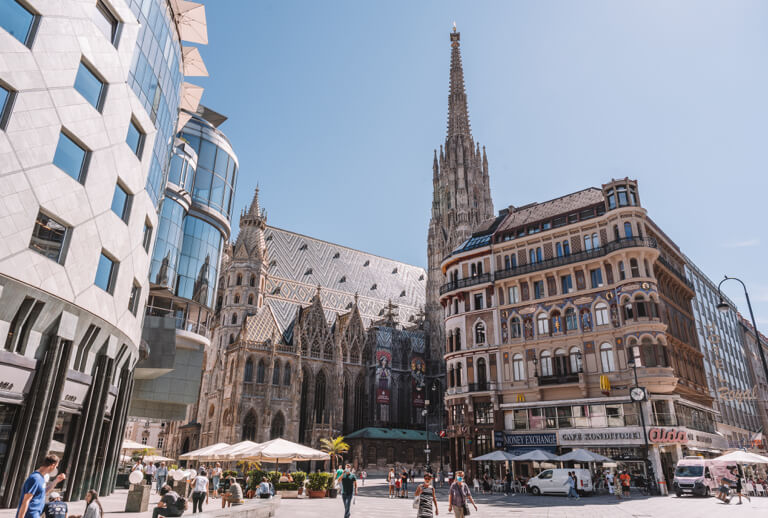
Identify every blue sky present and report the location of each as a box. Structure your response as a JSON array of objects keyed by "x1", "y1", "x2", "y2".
[{"x1": 196, "y1": 0, "x2": 768, "y2": 325}]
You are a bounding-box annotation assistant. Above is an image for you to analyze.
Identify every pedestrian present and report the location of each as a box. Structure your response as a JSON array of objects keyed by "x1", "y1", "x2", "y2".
[
  {"x1": 504, "y1": 470, "x2": 512, "y2": 494},
  {"x1": 339, "y1": 464, "x2": 357, "y2": 518},
  {"x1": 257, "y1": 477, "x2": 271, "y2": 499},
  {"x1": 613, "y1": 472, "x2": 622, "y2": 500},
  {"x1": 447, "y1": 470, "x2": 476, "y2": 518},
  {"x1": 567, "y1": 472, "x2": 580, "y2": 499},
  {"x1": 43, "y1": 493, "x2": 67, "y2": 518},
  {"x1": 409, "y1": 468, "x2": 415, "y2": 484},
  {"x1": 620, "y1": 470, "x2": 631, "y2": 498},
  {"x1": 605, "y1": 470, "x2": 614, "y2": 495},
  {"x1": 145, "y1": 462, "x2": 157, "y2": 486},
  {"x1": 414, "y1": 472, "x2": 438, "y2": 518},
  {"x1": 715, "y1": 476, "x2": 730, "y2": 502},
  {"x1": 82, "y1": 490, "x2": 103, "y2": 518},
  {"x1": 131, "y1": 460, "x2": 144, "y2": 474},
  {"x1": 402, "y1": 469, "x2": 409, "y2": 498},
  {"x1": 388, "y1": 468, "x2": 396, "y2": 498},
  {"x1": 225, "y1": 477, "x2": 243, "y2": 507},
  {"x1": 190, "y1": 469, "x2": 208, "y2": 513},
  {"x1": 438, "y1": 469, "x2": 445, "y2": 489},
  {"x1": 730, "y1": 466, "x2": 750, "y2": 504},
  {"x1": 153, "y1": 485, "x2": 184, "y2": 518},
  {"x1": 360, "y1": 470, "x2": 367, "y2": 487},
  {"x1": 16, "y1": 454, "x2": 60, "y2": 518},
  {"x1": 156, "y1": 462, "x2": 168, "y2": 494},
  {"x1": 211, "y1": 463, "x2": 222, "y2": 498}
]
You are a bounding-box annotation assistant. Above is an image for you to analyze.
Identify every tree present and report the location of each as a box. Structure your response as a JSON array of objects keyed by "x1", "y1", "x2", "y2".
[{"x1": 320, "y1": 436, "x2": 349, "y2": 472}]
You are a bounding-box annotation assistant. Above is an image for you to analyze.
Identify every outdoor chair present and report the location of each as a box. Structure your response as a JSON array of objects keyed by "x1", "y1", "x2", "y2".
[
  {"x1": 473, "y1": 478, "x2": 481, "y2": 492},
  {"x1": 756, "y1": 484, "x2": 766, "y2": 496},
  {"x1": 745, "y1": 481, "x2": 755, "y2": 496}
]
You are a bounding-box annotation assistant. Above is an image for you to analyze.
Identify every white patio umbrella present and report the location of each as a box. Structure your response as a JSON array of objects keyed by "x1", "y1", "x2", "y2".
[
  {"x1": 211, "y1": 441, "x2": 261, "y2": 461},
  {"x1": 143, "y1": 455, "x2": 175, "y2": 463},
  {"x1": 714, "y1": 451, "x2": 768, "y2": 464},
  {"x1": 179, "y1": 442, "x2": 230, "y2": 461},
  {"x1": 510, "y1": 449, "x2": 559, "y2": 462},
  {"x1": 121, "y1": 439, "x2": 156, "y2": 452},
  {"x1": 473, "y1": 451, "x2": 517, "y2": 462},
  {"x1": 240, "y1": 438, "x2": 330, "y2": 464},
  {"x1": 556, "y1": 449, "x2": 613, "y2": 463}
]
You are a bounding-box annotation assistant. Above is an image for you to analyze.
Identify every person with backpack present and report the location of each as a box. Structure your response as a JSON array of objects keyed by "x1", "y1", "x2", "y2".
[{"x1": 153, "y1": 485, "x2": 184, "y2": 518}]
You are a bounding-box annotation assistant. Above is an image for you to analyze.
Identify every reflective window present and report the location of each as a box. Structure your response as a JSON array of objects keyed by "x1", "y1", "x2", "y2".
[
  {"x1": 29, "y1": 212, "x2": 68, "y2": 263},
  {"x1": 590, "y1": 268, "x2": 603, "y2": 288},
  {"x1": 175, "y1": 215, "x2": 223, "y2": 307},
  {"x1": 74, "y1": 61, "x2": 106, "y2": 111},
  {"x1": 149, "y1": 199, "x2": 185, "y2": 288},
  {"x1": 128, "y1": 282, "x2": 141, "y2": 315},
  {"x1": 126, "y1": 119, "x2": 144, "y2": 157},
  {"x1": 92, "y1": 0, "x2": 119, "y2": 45},
  {"x1": 142, "y1": 219, "x2": 153, "y2": 252},
  {"x1": 0, "y1": 0, "x2": 37, "y2": 46},
  {"x1": 95, "y1": 252, "x2": 118, "y2": 293},
  {"x1": 53, "y1": 132, "x2": 89, "y2": 182},
  {"x1": 110, "y1": 183, "x2": 131, "y2": 222},
  {"x1": 197, "y1": 139, "x2": 216, "y2": 170},
  {"x1": 0, "y1": 83, "x2": 15, "y2": 129},
  {"x1": 624, "y1": 221, "x2": 633, "y2": 238}
]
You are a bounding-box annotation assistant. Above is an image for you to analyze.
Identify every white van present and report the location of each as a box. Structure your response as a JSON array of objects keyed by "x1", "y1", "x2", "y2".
[
  {"x1": 527, "y1": 469, "x2": 593, "y2": 496},
  {"x1": 672, "y1": 456, "x2": 728, "y2": 497}
]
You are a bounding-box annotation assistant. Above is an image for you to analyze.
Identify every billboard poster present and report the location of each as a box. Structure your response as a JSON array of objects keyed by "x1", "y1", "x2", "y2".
[
  {"x1": 375, "y1": 350, "x2": 392, "y2": 404},
  {"x1": 411, "y1": 356, "x2": 426, "y2": 407}
]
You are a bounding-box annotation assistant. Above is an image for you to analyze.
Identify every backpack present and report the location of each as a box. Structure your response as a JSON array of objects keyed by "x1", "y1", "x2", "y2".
[{"x1": 175, "y1": 496, "x2": 188, "y2": 512}]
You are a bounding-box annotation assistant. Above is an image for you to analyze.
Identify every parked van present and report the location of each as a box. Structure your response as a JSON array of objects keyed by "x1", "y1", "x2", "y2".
[
  {"x1": 527, "y1": 469, "x2": 593, "y2": 496},
  {"x1": 672, "y1": 456, "x2": 728, "y2": 497}
]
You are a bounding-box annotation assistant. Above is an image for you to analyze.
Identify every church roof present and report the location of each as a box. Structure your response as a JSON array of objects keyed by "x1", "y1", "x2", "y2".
[
  {"x1": 345, "y1": 427, "x2": 441, "y2": 441},
  {"x1": 242, "y1": 304, "x2": 280, "y2": 343},
  {"x1": 495, "y1": 188, "x2": 605, "y2": 234},
  {"x1": 262, "y1": 226, "x2": 426, "y2": 335}
]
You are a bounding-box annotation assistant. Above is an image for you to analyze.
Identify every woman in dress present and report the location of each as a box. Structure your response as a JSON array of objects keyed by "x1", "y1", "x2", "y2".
[{"x1": 414, "y1": 473, "x2": 438, "y2": 517}]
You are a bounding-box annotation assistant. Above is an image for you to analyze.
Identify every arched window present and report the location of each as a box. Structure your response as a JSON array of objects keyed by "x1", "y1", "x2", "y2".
[
  {"x1": 314, "y1": 371, "x2": 326, "y2": 423},
  {"x1": 248, "y1": 294, "x2": 254, "y2": 305},
  {"x1": 510, "y1": 317, "x2": 521, "y2": 338},
  {"x1": 256, "y1": 359, "x2": 266, "y2": 383},
  {"x1": 613, "y1": 225, "x2": 620, "y2": 241},
  {"x1": 569, "y1": 347, "x2": 582, "y2": 374},
  {"x1": 592, "y1": 233, "x2": 600, "y2": 248},
  {"x1": 536, "y1": 247, "x2": 543, "y2": 262},
  {"x1": 624, "y1": 222, "x2": 633, "y2": 238},
  {"x1": 228, "y1": 334, "x2": 234, "y2": 345},
  {"x1": 474, "y1": 322, "x2": 486, "y2": 345},
  {"x1": 553, "y1": 348, "x2": 568, "y2": 376},
  {"x1": 600, "y1": 343, "x2": 615, "y2": 372},
  {"x1": 244, "y1": 358, "x2": 253, "y2": 382},
  {"x1": 476, "y1": 358, "x2": 487, "y2": 385},
  {"x1": 456, "y1": 329, "x2": 462, "y2": 350},
  {"x1": 249, "y1": 275, "x2": 255, "y2": 287},
  {"x1": 231, "y1": 313, "x2": 237, "y2": 325},
  {"x1": 618, "y1": 261, "x2": 626, "y2": 281},
  {"x1": 551, "y1": 311, "x2": 562, "y2": 334},
  {"x1": 512, "y1": 354, "x2": 525, "y2": 381},
  {"x1": 242, "y1": 410, "x2": 257, "y2": 441},
  {"x1": 595, "y1": 303, "x2": 610, "y2": 326},
  {"x1": 283, "y1": 363, "x2": 291, "y2": 385},
  {"x1": 556, "y1": 242, "x2": 563, "y2": 257},
  {"x1": 529, "y1": 249, "x2": 536, "y2": 264},
  {"x1": 272, "y1": 360, "x2": 281, "y2": 385},
  {"x1": 350, "y1": 344, "x2": 360, "y2": 363},
  {"x1": 270, "y1": 412, "x2": 285, "y2": 439},
  {"x1": 630, "y1": 258, "x2": 640, "y2": 278},
  {"x1": 584, "y1": 234, "x2": 593, "y2": 251},
  {"x1": 540, "y1": 351, "x2": 553, "y2": 377},
  {"x1": 456, "y1": 363, "x2": 463, "y2": 386},
  {"x1": 565, "y1": 308, "x2": 578, "y2": 331},
  {"x1": 537, "y1": 314, "x2": 549, "y2": 335},
  {"x1": 449, "y1": 366, "x2": 455, "y2": 387},
  {"x1": 234, "y1": 294, "x2": 240, "y2": 304},
  {"x1": 236, "y1": 273, "x2": 242, "y2": 285},
  {"x1": 624, "y1": 298, "x2": 634, "y2": 320}
]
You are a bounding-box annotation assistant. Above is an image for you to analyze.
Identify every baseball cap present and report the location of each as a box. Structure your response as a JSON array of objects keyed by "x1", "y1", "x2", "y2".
[{"x1": 49, "y1": 492, "x2": 61, "y2": 500}]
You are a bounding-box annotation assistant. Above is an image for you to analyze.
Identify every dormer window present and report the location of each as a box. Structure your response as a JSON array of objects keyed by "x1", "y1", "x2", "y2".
[
  {"x1": 299, "y1": 243, "x2": 308, "y2": 251},
  {"x1": 363, "y1": 260, "x2": 370, "y2": 267},
  {"x1": 400, "y1": 290, "x2": 406, "y2": 297},
  {"x1": 392, "y1": 268, "x2": 398, "y2": 274},
  {"x1": 305, "y1": 268, "x2": 313, "y2": 275},
  {"x1": 339, "y1": 276, "x2": 346, "y2": 283},
  {"x1": 333, "y1": 252, "x2": 340, "y2": 259},
  {"x1": 371, "y1": 283, "x2": 377, "y2": 290}
]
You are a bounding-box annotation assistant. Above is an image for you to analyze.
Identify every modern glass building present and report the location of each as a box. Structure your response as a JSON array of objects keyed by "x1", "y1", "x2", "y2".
[
  {"x1": 131, "y1": 107, "x2": 236, "y2": 421},
  {"x1": 0, "y1": 0, "x2": 208, "y2": 506}
]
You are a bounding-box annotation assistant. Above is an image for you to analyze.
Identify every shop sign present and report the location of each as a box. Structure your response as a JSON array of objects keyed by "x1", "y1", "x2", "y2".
[
  {"x1": 648, "y1": 427, "x2": 687, "y2": 444},
  {"x1": 501, "y1": 432, "x2": 557, "y2": 448},
  {"x1": 558, "y1": 427, "x2": 644, "y2": 446},
  {"x1": 0, "y1": 364, "x2": 33, "y2": 396},
  {"x1": 62, "y1": 379, "x2": 90, "y2": 408}
]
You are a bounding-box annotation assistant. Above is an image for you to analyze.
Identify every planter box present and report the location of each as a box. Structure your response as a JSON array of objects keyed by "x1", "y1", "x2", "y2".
[
  {"x1": 277, "y1": 490, "x2": 299, "y2": 499},
  {"x1": 308, "y1": 490, "x2": 326, "y2": 498},
  {"x1": 125, "y1": 484, "x2": 150, "y2": 512}
]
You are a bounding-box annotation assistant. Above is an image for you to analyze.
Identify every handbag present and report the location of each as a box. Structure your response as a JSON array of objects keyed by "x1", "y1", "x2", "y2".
[
  {"x1": 463, "y1": 502, "x2": 471, "y2": 516},
  {"x1": 412, "y1": 495, "x2": 420, "y2": 509}
]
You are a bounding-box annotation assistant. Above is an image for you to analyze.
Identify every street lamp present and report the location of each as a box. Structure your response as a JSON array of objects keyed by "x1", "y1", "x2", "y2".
[
  {"x1": 423, "y1": 400, "x2": 431, "y2": 473},
  {"x1": 716, "y1": 275, "x2": 768, "y2": 384},
  {"x1": 431, "y1": 379, "x2": 444, "y2": 473},
  {"x1": 533, "y1": 356, "x2": 539, "y2": 378},
  {"x1": 627, "y1": 360, "x2": 658, "y2": 495}
]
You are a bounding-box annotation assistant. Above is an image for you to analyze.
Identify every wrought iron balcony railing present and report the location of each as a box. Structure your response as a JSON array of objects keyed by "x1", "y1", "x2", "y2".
[{"x1": 439, "y1": 273, "x2": 493, "y2": 295}]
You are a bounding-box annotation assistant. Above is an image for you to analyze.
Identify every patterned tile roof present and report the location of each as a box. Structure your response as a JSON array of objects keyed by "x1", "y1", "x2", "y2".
[
  {"x1": 262, "y1": 226, "x2": 426, "y2": 334},
  {"x1": 242, "y1": 304, "x2": 280, "y2": 343},
  {"x1": 495, "y1": 188, "x2": 605, "y2": 234}
]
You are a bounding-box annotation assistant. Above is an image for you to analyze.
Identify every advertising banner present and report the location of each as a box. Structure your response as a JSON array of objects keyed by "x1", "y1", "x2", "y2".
[
  {"x1": 375, "y1": 350, "x2": 392, "y2": 404},
  {"x1": 411, "y1": 356, "x2": 426, "y2": 407}
]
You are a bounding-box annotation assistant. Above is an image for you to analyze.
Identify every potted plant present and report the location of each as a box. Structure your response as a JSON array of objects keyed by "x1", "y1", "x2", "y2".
[
  {"x1": 274, "y1": 481, "x2": 301, "y2": 498},
  {"x1": 307, "y1": 473, "x2": 328, "y2": 498},
  {"x1": 325, "y1": 472, "x2": 338, "y2": 498},
  {"x1": 291, "y1": 472, "x2": 306, "y2": 495},
  {"x1": 246, "y1": 469, "x2": 266, "y2": 498},
  {"x1": 319, "y1": 436, "x2": 350, "y2": 473}
]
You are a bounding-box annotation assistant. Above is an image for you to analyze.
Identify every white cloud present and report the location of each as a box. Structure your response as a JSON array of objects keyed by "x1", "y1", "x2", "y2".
[{"x1": 724, "y1": 239, "x2": 760, "y2": 248}]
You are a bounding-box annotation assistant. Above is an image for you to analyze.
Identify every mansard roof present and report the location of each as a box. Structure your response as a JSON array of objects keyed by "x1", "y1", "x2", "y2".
[{"x1": 494, "y1": 188, "x2": 605, "y2": 234}]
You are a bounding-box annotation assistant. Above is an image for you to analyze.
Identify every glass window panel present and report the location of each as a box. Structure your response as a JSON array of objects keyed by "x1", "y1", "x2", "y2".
[
  {"x1": 53, "y1": 132, "x2": 87, "y2": 182},
  {"x1": 92, "y1": 1, "x2": 117, "y2": 44},
  {"x1": 529, "y1": 408, "x2": 545, "y2": 430},
  {"x1": 0, "y1": 84, "x2": 11, "y2": 129},
  {"x1": 168, "y1": 154, "x2": 184, "y2": 185},
  {"x1": 0, "y1": 0, "x2": 35, "y2": 45},
  {"x1": 111, "y1": 184, "x2": 130, "y2": 221},
  {"x1": 95, "y1": 252, "x2": 116, "y2": 293},
  {"x1": 214, "y1": 148, "x2": 229, "y2": 175},
  {"x1": 126, "y1": 119, "x2": 143, "y2": 157},
  {"x1": 181, "y1": 133, "x2": 200, "y2": 153},
  {"x1": 226, "y1": 157, "x2": 236, "y2": 183},
  {"x1": 197, "y1": 139, "x2": 216, "y2": 171},
  {"x1": 192, "y1": 168, "x2": 212, "y2": 204},
  {"x1": 29, "y1": 212, "x2": 68, "y2": 263},
  {"x1": 210, "y1": 175, "x2": 225, "y2": 210},
  {"x1": 74, "y1": 62, "x2": 104, "y2": 110}
]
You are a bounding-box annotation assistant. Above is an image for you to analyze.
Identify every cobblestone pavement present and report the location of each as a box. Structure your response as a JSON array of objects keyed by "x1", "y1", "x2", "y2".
[{"x1": 276, "y1": 477, "x2": 768, "y2": 518}]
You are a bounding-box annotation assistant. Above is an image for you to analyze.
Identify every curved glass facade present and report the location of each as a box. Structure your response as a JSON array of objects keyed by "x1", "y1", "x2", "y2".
[
  {"x1": 180, "y1": 117, "x2": 238, "y2": 219},
  {"x1": 127, "y1": 0, "x2": 184, "y2": 207},
  {"x1": 149, "y1": 198, "x2": 185, "y2": 289},
  {"x1": 176, "y1": 216, "x2": 223, "y2": 307},
  {"x1": 168, "y1": 142, "x2": 196, "y2": 191}
]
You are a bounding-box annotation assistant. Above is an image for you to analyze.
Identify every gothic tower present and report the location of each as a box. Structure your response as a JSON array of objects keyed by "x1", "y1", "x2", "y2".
[{"x1": 426, "y1": 27, "x2": 494, "y2": 362}]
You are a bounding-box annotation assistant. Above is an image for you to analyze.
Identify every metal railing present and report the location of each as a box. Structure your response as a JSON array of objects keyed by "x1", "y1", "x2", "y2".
[
  {"x1": 538, "y1": 373, "x2": 580, "y2": 386},
  {"x1": 657, "y1": 255, "x2": 695, "y2": 290},
  {"x1": 467, "y1": 381, "x2": 496, "y2": 392},
  {"x1": 440, "y1": 273, "x2": 492, "y2": 295}
]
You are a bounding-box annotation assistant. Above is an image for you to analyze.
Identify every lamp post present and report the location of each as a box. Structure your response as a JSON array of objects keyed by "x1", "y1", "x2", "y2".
[
  {"x1": 431, "y1": 379, "x2": 444, "y2": 473},
  {"x1": 628, "y1": 360, "x2": 657, "y2": 495},
  {"x1": 717, "y1": 275, "x2": 768, "y2": 383},
  {"x1": 423, "y1": 400, "x2": 431, "y2": 473}
]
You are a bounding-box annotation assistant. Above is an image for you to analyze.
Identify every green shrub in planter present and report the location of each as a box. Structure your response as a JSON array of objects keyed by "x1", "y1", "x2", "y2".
[
  {"x1": 307, "y1": 473, "x2": 330, "y2": 491},
  {"x1": 274, "y1": 482, "x2": 300, "y2": 491},
  {"x1": 291, "y1": 471, "x2": 306, "y2": 485},
  {"x1": 247, "y1": 469, "x2": 267, "y2": 491},
  {"x1": 267, "y1": 471, "x2": 281, "y2": 486}
]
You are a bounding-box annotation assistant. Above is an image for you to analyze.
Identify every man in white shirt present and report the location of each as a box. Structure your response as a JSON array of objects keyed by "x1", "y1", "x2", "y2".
[{"x1": 145, "y1": 462, "x2": 157, "y2": 486}]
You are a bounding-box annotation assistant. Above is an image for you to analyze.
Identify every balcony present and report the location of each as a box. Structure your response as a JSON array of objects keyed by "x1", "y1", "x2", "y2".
[
  {"x1": 467, "y1": 381, "x2": 497, "y2": 392},
  {"x1": 538, "y1": 373, "x2": 580, "y2": 386},
  {"x1": 650, "y1": 413, "x2": 677, "y2": 426},
  {"x1": 496, "y1": 236, "x2": 657, "y2": 281},
  {"x1": 440, "y1": 273, "x2": 492, "y2": 295},
  {"x1": 656, "y1": 255, "x2": 695, "y2": 290}
]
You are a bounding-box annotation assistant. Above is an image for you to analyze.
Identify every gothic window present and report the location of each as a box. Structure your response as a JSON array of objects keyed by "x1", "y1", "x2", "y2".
[
  {"x1": 234, "y1": 294, "x2": 240, "y2": 304},
  {"x1": 270, "y1": 412, "x2": 285, "y2": 439},
  {"x1": 350, "y1": 344, "x2": 360, "y2": 363},
  {"x1": 310, "y1": 339, "x2": 321, "y2": 358},
  {"x1": 283, "y1": 363, "x2": 291, "y2": 385},
  {"x1": 512, "y1": 354, "x2": 525, "y2": 381},
  {"x1": 323, "y1": 339, "x2": 334, "y2": 360},
  {"x1": 244, "y1": 358, "x2": 253, "y2": 382},
  {"x1": 250, "y1": 275, "x2": 255, "y2": 287},
  {"x1": 236, "y1": 273, "x2": 242, "y2": 286},
  {"x1": 242, "y1": 410, "x2": 257, "y2": 441},
  {"x1": 272, "y1": 360, "x2": 280, "y2": 385},
  {"x1": 600, "y1": 343, "x2": 616, "y2": 372},
  {"x1": 231, "y1": 313, "x2": 237, "y2": 325},
  {"x1": 229, "y1": 334, "x2": 234, "y2": 344},
  {"x1": 510, "y1": 317, "x2": 521, "y2": 339},
  {"x1": 314, "y1": 370, "x2": 326, "y2": 424},
  {"x1": 474, "y1": 322, "x2": 485, "y2": 345},
  {"x1": 248, "y1": 294, "x2": 254, "y2": 305},
  {"x1": 256, "y1": 359, "x2": 266, "y2": 383}
]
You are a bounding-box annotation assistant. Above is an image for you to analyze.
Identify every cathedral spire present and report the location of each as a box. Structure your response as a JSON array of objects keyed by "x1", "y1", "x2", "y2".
[
  {"x1": 447, "y1": 26, "x2": 471, "y2": 139},
  {"x1": 236, "y1": 187, "x2": 267, "y2": 260}
]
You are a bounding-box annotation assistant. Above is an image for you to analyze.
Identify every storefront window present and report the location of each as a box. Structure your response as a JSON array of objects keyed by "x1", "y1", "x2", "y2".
[
  {"x1": 545, "y1": 407, "x2": 557, "y2": 429},
  {"x1": 513, "y1": 409, "x2": 528, "y2": 430},
  {"x1": 0, "y1": 404, "x2": 18, "y2": 477},
  {"x1": 529, "y1": 408, "x2": 545, "y2": 430}
]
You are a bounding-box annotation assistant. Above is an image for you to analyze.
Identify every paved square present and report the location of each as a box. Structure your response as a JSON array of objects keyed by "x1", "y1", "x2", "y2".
[{"x1": 276, "y1": 478, "x2": 768, "y2": 518}]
